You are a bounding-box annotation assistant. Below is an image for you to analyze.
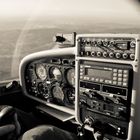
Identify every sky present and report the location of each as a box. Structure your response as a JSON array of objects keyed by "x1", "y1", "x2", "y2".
[{"x1": 0, "y1": 0, "x2": 139, "y2": 19}]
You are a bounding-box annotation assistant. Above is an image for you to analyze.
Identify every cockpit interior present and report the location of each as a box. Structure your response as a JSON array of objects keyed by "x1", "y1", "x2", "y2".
[
  {"x1": 0, "y1": 0, "x2": 140, "y2": 140},
  {"x1": 0, "y1": 32, "x2": 140, "y2": 140}
]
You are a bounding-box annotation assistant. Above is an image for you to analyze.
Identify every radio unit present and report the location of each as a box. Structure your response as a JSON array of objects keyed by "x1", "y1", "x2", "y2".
[
  {"x1": 79, "y1": 60, "x2": 133, "y2": 102},
  {"x1": 80, "y1": 61, "x2": 131, "y2": 88},
  {"x1": 77, "y1": 36, "x2": 136, "y2": 60}
]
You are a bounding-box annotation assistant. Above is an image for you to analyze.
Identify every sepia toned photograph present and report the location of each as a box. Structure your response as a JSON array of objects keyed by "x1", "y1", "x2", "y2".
[{"x1": 0, "y1": 0, "x2": 140, "y2": 140}]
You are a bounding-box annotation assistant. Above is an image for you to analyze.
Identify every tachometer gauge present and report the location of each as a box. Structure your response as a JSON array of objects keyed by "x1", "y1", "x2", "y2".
[
  {"x1": 66, "y1": 69, "x2": 75, "y2": 87},
  {"x1": 49, "y1": 67, "x2": 62, "y2": 81},
  {"x1": 36, "y1": 64, "x2": 47, "y2": 80}
]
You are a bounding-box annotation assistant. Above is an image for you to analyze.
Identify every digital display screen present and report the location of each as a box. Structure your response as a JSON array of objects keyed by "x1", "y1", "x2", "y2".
[
  {"x1": 85, "y1": 68, "x2": 112, "y2": 79},
  {"x1": 116, "y1": 42, "x2": 128, "y2": 50}
]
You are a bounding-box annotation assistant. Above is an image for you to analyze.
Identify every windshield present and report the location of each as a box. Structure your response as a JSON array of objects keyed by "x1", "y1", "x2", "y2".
[{"x1": 0, "y1": 0, "x2": 140, "y2": 81}]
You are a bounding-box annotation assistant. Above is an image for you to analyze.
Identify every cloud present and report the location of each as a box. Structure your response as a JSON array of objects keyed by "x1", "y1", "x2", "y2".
[{"x1": 0, "y1": 0, "x2": 139, "y2": 19}]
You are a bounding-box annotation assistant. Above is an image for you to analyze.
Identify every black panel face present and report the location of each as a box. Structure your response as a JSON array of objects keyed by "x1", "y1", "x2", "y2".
[
  {"x1": 80, "y1": 81, "x2": 100, "y2": 91},
  {"x1": 78, "y1": 60, "x2": 133, "y2": 140},
  {"x1": 102, "y1": 86, "x2": 127, "y2": 96},
  {"x1": 25, "y1": 55, "x2": 75, "y2": 108}
]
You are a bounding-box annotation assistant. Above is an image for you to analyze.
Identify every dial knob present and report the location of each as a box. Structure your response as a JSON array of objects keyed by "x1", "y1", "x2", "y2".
[
  {"x1": 130, "y1": 41, "x2": 136, "y2": 48},
  {"x1": 130, "y1": 53, "x2": 135, "y2": 60},
  {"x1": 97, "y1": 52, "x2": 102, "y2": 57},
  {"x1": 103, "y1": 40, "x2": 108, "y2": 47},
  {"x1": 116, "y1": 53, "x2": 121, "y2": 59},
  {"x1": 110, "y1": 40, "x2": 115, "y2": 46},
  {"x1": 103, "y1": 52, "x2": 108, "y2": 57},
  {"x1": 86, "y1": 39, "x2": 91, "y2": 45},
  {"x1": 97, "y1": 40, "x2": 102, "y2": 46},
  {"x1": 91, "y1": 51, "x2": 96, "y2": 56},
  {"x1": 122, "y1": 53, "x2": 128, "y2": 59},
  {"x1": 91, "y1": 40, "x2": 96, "y2": 46},
  {"x1": 109, "y1": 52, "x2": 114, "y2": 58}
]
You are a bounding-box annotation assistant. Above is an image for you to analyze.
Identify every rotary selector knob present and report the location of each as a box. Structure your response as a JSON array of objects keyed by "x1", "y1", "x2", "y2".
[
  {"x1": 130, "y1": 53, "x2": 135, "y2": 60},
  {"x1": 109, "y1": 40, "x2": 116, "y2": 47},
  {"x1": 103, "y1": 52, "x2": 108, "y2": 57},
  {"x1": 97, "y1": 52, "x2": 102, "y2": 57},
  {"x1": 86, "y1": 39, "x2": 91, "y2": 45},
  {"x1": 109, "y1": 52, "x2": 114, "y2": 58},
  {"x1": 103, "y1": 40, "x2": 108, "y2": 47},
  {"x1": 97, "y1": 40, "x2": 102, "y2": 46},
  {"x1": 122, "y1": 53, "x2": 128, "y2": 59},
  {"x1": 91, "y1": 40, "x2": 96, "y2": 46},
  {"x1": 130, "y1": 41, "x2": 136, "y2": 48},
  {"x1": 116, "y1": 53, "x2": 121, "y2": 59},
  {"x1": 91, "y1": 51, "x2": 96, "y2": 56}
]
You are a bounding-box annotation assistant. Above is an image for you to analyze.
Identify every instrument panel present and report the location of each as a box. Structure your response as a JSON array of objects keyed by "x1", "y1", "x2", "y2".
[
  {"x1": 19, "y1": 33, "x2": 140, "y2": 140},
  {"x1": 25, "y1": 55, "x2": 75, "y2": 108},
  {"x1": 76, "y1": 34, "x2": 140, "y2": 140}
]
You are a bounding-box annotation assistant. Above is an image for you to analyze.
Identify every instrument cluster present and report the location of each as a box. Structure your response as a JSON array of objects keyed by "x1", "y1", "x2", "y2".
[
  {"x1": 20, "y1": 33, "x2": 140, "y2": 140},
  {"x1": 25, "y1": 56, "x2": 75, "y2": 108}
]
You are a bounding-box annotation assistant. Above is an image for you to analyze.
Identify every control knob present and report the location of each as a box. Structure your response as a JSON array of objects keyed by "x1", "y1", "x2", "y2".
[
  {"x1": 86, "y1": 39, "x2": 91, "y2": 45},
  {"x1": 115, "y1": 53, "x2": 121, "y2": 59},
  {"x1": 109, "y1": 52, "x2": 114, "y2": 58},
  {"x1": 91, "y1": 51, "x2": 96, "y2": 56},
  {"x1": 109, "y1": 40, "x2": 115, "y2": 46},
  {"x1": 91, "y1": 40, "x2": 96, "y2": 46},
  {"x1": 103, "y1": 52, "x2": 108, "y2": 57},
  {"x1": 103, "y1": 40, "x2": 108, "y2": 47},
  {"x1": 130, "y1": 41, "x2": 136, "y2": 48},
  {"x1": 97, "y1": 52, "x2": 102, "y2": 57},
  {"x1": 130, "y1": 53, "x2": 135, "y2": 60},
  {"x1": 97, "y1": 40, "x2": 102, "y2": 46},
  {"x1": 122, "y1": 53, "x2": 128, "y2": 59}
]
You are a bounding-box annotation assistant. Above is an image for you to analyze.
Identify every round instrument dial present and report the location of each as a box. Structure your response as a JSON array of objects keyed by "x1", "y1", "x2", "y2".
[
  {"x1": 36, "y1": 64, "x2": 47, "y2": 80},
  {"x1": 66, "y1": 69, "x2": 75, "y2": 87},
  {"x1": 52, "y1": 86, "x2": 64, "y2": 104},
  {"x1": 49, "y1": 67, "x2": 62, "y2": 81}
]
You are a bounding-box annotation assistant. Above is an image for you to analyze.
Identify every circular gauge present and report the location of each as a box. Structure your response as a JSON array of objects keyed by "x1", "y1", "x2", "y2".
[
  {"x1": 66, "y1": 69, "x2": 75, "y2": 87},
  {"x1": 52, "y1": 86, "x2": 64, "y2": 104},
  {"x1": 36, "y1": 64, "x2": 47, "y2": 80},
  {"x1": 49, "y1": 67, "x2": 62, "y2": 81}
]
